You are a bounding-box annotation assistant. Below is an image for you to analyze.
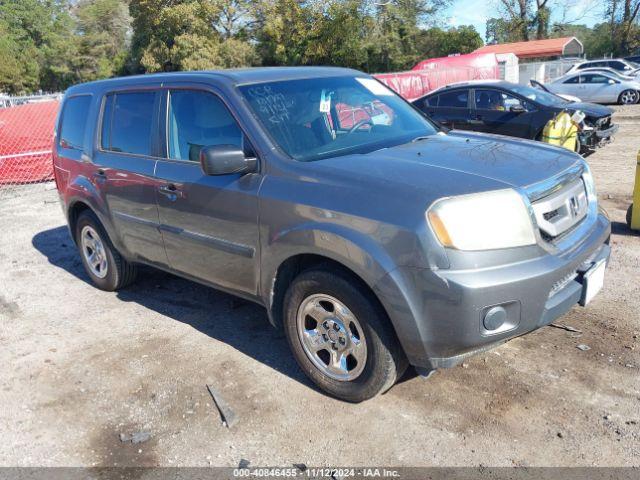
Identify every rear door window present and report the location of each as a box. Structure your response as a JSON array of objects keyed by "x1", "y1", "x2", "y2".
[
  {"x1": 437, "y1": 90, "x2": 469, "y2": 108},
  {"x1": 564, "y1": 76, "x2": 580, "y2": 84},
  {"x1": 59, "y1": 95, "x2": 92, "y2": 149},
  {"x1": 101, "y1": 91, "x2": 157, "y2": 156}
]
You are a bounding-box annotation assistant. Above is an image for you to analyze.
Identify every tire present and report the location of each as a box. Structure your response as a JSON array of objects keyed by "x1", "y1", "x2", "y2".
[
  {"x1": 75, "y1": 210, "x2": 137, "y2": 291},
  {"x1": 627, "y1": 204, "x2": 633, "y2": 228},
  {"x1": 283, "y1": 267, "x2": 407, "y2": 402},
  {"x1": 618, "y1": 89, "x2": 639, "y2": 105}
]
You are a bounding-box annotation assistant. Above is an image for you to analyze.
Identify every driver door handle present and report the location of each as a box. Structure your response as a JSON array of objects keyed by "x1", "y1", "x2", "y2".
[{"x1": 158, "y1": 184, "x2": 182, "y2": 201}]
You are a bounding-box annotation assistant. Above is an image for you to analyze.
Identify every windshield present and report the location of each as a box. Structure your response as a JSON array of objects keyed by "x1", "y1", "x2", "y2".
[
  {"x1": 510, "y1": 84, "x2": 568, "y2": 106},
  {"x1": 239, "y1": 76, "x2": 438, "y2": 162}
]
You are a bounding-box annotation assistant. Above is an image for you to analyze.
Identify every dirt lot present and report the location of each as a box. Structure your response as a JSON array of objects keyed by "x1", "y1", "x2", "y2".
[{"x1": 0, "y1": 108, "x2": 639, "y2": 468}]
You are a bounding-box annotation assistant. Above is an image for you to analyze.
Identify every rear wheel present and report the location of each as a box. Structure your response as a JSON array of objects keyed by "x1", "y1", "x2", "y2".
[
  {"x1": 627, "y1": 204, "x2": 633, "y2": 228},
  {"x1": 618, "y1": 89, "x2": 639, "y2": 105},
  {"x1": 75, "y1": 210, "x2": 137, "y2": 291},
  {"x1": 283, "y1": 267, "x2": 407, "y2": 402}
]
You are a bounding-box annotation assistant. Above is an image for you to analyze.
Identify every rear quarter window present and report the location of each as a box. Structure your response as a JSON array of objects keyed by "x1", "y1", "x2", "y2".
[{"x1": 59, "y1": 95, "x2": 92, "y2": 149}]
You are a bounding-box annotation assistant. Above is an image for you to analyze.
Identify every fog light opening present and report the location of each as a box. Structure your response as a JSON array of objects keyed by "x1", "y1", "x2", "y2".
[{"x1": 483, "y1": 306, "x2": 507, "y2": 331}]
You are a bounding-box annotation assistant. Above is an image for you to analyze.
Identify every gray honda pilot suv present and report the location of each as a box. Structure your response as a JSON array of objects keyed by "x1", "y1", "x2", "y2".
[{"x1": 53, "y1": 67, "x2": 611, "y2": 402}]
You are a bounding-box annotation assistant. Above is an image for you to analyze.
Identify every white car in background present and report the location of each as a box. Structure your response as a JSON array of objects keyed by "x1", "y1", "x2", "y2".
[
  {"x1": 530, "y1": 79, "x2": 582, "y2": 102},
  {"x1": 568, "y1": 58, "x2": 640, "y2": 77},
  {"x1": 576, "y1": 67, "x2": 638, "y2": 81},
  {"x1": 547, "y1": 71, "x2": 640, "y2": 104}
]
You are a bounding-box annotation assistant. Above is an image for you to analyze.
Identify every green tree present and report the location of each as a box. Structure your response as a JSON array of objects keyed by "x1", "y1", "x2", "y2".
[
  {"x1": 605, "y1": 0, "x2": 640, "y2": 55},
  {"x1": 304, "y1": 0, "x2": 372, "y2": 70},
  {"x1": 253, "y1": 0, "x2": 315, "y2": 65},
  {"x1": 137, "y1": 0, "x2": 258, "y2": 72},
  {"x1": 0, "y1": 0, "x2": 77, "y2": 92},
  {"x1": 360, "y1": 0, "x2": 441, "y2": 72},
  {"x1": 0, "y1": 20, "x2": 40, "y2": 93},
  {"x1": 73, "y1": 0, "x2": 131, "y2": 81},
  {"x1": 487, "y1": 0, "x2": 553, "y2": 43},
  {"x1": 417, "y1": 25, "x2": 483, "y2": 59}
]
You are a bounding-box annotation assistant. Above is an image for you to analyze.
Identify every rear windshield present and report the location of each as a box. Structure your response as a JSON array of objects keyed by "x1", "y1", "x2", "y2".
[
  {"x1": 59, "y1": 95, "x2": 92, "y2": 149},
  {"x1": 239, "y1": 76, "x2": 437, "y2": 162}
]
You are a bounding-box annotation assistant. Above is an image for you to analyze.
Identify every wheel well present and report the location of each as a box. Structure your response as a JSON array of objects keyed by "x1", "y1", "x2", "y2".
[
  {"x1": 270, "y1": 254, "x2": 385, "y2": 329},
  {"x1": 67, "y1": 201, "x2": 91, "y2": 243}
]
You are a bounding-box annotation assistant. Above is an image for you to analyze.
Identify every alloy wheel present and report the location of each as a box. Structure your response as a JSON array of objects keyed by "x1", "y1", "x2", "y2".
[
  {"x1": 621, "y1": 90, "x2": 638, "y2": 104},
  {"x1": 80, "y1": 225, "x2": 108, "y2": 279}
]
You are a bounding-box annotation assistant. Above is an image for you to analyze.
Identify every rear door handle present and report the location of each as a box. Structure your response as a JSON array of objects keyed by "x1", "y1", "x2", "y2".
[
  {"x1": 468, "y1": 119, "x2": 483, "y2": 125},
  {"x1": 158, "y1": 184, "x2": 182, "y2": 201}
]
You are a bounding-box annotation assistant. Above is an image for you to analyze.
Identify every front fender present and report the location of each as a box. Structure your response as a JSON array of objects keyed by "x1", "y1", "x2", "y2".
[
  {"x1": 261, "y1": 222, "x2": 398, "y2": 300},
  {"x1": 260, "y1": 222, "x2": 421, "y2": 348}
]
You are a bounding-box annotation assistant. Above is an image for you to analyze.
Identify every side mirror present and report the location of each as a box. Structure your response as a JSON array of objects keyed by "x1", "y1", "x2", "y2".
[
  {"x1": 608, "y1": 79, "x2": 616, "y2": 85},
  {"x1": 510, "y1": 104, "x2": 526, "y2": 113},
  {"x1": 200, "y1": 145, "x2": 257, "y2": 176}
]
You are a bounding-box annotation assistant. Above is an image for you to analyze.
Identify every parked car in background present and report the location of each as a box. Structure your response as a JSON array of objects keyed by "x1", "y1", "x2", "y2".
[
  {"x1": 412, "y1": 80, "x2": 617, "y2": 153},
  {"x1": 625, "y1": 54, "x2": 640, "y2": 64},
  {"x1": 575, "y1": 67, "x2": 637, "y2": 81},
  {"x1": 54, "y1": 68, "x2": 611, "y2": 402},
  {"x1": 530, "y1": 79, "x2": 581, "y2": 102},
  {"x1": 548, "y1": 71, "x2": 640, "y2": 104},
  {"x1": 568, "y1": 58, "x2": 640, "y2": 76}
]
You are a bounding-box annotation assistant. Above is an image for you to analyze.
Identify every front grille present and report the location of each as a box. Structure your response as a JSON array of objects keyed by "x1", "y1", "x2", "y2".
[
  {"x1": 543, "y1": 209, "x2": 560, "y2": 221},
  {"x1": 531, "y1": 178, "x2": 588, "y2": 241}
]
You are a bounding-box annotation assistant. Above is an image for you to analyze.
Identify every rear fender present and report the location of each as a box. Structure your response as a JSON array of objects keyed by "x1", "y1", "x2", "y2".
[{"x1": 65, "y1": 175, "x2": 130, "y2": 257}]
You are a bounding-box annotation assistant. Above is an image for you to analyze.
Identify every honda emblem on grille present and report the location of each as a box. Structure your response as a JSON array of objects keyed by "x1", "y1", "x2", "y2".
[{"x1": 569, "y1": 196, "x2": 580, "y2": 218}]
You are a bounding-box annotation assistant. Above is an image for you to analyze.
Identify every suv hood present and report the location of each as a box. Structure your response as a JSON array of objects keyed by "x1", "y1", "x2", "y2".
[{"x1": 313, "y1": 132, "x2": 582, "y2": 194}]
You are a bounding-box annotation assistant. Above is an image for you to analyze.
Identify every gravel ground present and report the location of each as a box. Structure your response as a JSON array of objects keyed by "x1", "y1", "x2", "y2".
[{"x1": 0, "y1": 107, "x2": 639, "y2": 468}]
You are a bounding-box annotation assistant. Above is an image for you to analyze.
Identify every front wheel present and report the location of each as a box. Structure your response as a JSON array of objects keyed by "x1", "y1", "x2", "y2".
[
  {"x1": 283, "y1": 267, "x2": 407, "y2": 402},
  {"x1": 618, "y1": 89, "x2": 639, "y2": 105}
]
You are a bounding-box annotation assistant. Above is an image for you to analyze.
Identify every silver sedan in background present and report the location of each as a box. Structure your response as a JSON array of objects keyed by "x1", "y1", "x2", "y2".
[{"x1": 548, "y1": 71, "x2": 640, "y2": 104}]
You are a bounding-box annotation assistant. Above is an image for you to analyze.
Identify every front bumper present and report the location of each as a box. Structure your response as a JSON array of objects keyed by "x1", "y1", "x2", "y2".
[
  {"x1": 579, "y1": 124, "x2": 619, "y2": 149},
  {"x1": 374, "y1": 213, "x2": 611, "y2": 369}
]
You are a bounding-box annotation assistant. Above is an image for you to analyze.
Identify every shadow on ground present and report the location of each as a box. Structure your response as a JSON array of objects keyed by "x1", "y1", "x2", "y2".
[
  {"x1": 611, "y1": 221, "x2": 639, "y2": 236},
  {"x1": 32, "y1": 225, "x2": 319, "y2": 392}
]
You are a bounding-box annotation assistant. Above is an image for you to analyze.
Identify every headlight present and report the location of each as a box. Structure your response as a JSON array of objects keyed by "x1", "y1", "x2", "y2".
[
  {"x1": 581, "y1": 163, "x2": 597, "y2": 203},
  {"x1": 427, "y1": 189, "x2": 536, "y2": 250}
]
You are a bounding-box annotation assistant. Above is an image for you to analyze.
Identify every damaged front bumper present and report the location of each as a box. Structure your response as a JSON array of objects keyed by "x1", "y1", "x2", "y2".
[{"x1": 579, "y1": 123, "x2": 619, "y2": 150}]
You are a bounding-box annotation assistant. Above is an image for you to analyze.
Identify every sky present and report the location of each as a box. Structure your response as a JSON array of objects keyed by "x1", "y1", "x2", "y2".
[{"x1": 444, "y1": 0, "x2": 605, "y2": 41}]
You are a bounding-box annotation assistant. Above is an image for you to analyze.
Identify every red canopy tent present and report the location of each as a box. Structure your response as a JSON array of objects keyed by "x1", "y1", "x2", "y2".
[{"x1": 373, "y1": 53, "x2": 500, "y2": 102}]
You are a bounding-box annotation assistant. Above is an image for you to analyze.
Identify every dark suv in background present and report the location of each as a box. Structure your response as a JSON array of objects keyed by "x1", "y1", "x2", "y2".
[{"x1": 53, "y1": 68, "x2": 611, "y2": 402}]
